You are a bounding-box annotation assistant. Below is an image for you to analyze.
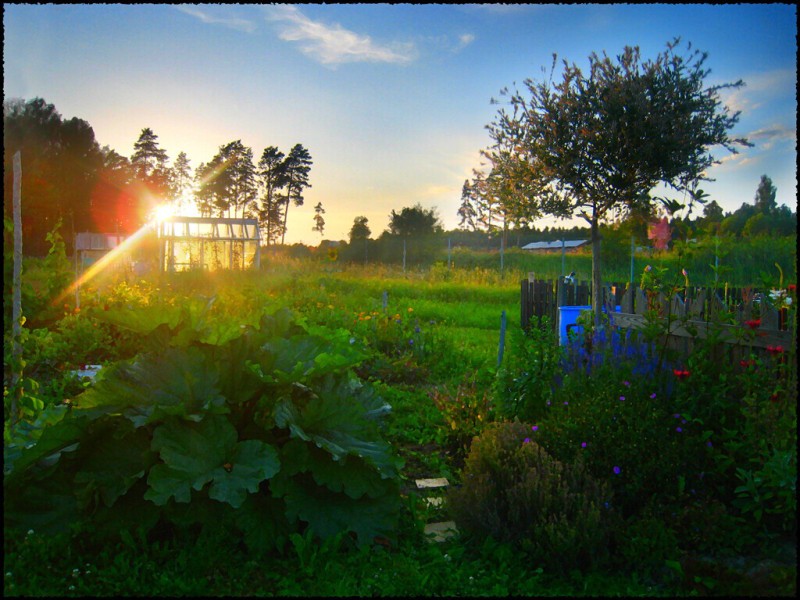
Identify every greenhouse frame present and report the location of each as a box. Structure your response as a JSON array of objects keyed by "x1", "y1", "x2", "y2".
[{"x1": 157, "y1": 216, "x2": 261, "y2": 272}]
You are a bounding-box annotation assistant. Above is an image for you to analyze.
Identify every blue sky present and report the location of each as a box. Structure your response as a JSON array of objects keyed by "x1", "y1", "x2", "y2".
[{"x1": 4, "y1": 3, "x2": 797, "y2": 244}]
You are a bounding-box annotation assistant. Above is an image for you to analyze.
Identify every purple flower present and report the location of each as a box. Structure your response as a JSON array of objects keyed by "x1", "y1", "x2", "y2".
[
  {"x1": 706, "y1": 441, "x2": 713, "y2": 447},
  {"x1": 581, "y1": 442, "x2": 587, "y2": 448},
  {"x1": 673, "y1": 413, "x2": 680, "y2": 419},
  {"x1": 676, "y1": 427, "x2": 683, "y2": 433},
  {"x1": 619, "y1": 396, "x2": 625, "y2": 402},
  {"x1": 650, "y1": 393, "x2": 657, "y2": 399},
  {"x1": 622, "y1": 381, "x2": 630, "y2": 387},
  {"x1": 532, "y1": 425, "x2": 539, "y2": 432},
  {"x1": 613, "y1": 466, "x2": 621, "y2": 475},
  {"x1": 408, "y1": 339, "x2": 414, "y2": 345},
  {"x1": 563, "y1": 401, "x2": 569, "y2": 406},
  {"x1": 523, "y1": 437, "x2": 531, "y2": 444}
]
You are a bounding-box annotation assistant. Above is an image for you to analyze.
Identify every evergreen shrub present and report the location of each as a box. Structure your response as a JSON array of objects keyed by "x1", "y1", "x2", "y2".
[{"x1": 447, "y1": 421, "x2": 612, "y2": 573}]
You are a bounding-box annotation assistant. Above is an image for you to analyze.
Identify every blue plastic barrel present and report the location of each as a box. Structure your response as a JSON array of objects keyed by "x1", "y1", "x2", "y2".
[{"x1": 558, "y1": 305, "x2": 621, "y2": 345}]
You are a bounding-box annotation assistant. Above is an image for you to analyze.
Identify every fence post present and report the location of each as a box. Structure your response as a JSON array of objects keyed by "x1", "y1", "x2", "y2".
[
  {"x1": 498, "y1": 310, "x2": 507, "y2": 367},
  {"x1": 11, "y1": 151, "x2": 23, "y2": 426}
]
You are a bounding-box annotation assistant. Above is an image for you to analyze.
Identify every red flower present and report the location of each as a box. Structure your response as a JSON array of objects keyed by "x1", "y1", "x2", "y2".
[
  {"x1": 788, "y1": 284, "x2": 796, "y2": 293},
  {"x1": 673, "y1": 369, "x2": 690, "y2": 380},
  {"x1": 745, "y1": 319, "x2": 761, "y2": 329},
  {"x1": 770, "y1": 393, "x2": 781, "y2": 403},
  {"x1": 766, "y1": 345, "x2": 785, "y2": 355},
  {"x1": 740, "y1": 360, "x2": 756, "y2": 369}
]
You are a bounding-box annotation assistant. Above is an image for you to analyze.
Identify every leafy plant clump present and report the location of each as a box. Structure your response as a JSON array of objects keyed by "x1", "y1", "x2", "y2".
[
  {"x1": 4, "y1": 301, "x2": 403, "y2": 554},
  {"x1": 447, "y1": 421, "x2": 612, "y2": 573}
]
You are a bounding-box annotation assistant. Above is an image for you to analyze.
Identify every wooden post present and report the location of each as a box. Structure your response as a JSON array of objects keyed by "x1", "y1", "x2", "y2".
[
  {"x1": 497, "y1": 310, "x2": 507, "y2": 367},
  {"x1": 11, "y1": 151, "x2": 23, "y2": 425}
]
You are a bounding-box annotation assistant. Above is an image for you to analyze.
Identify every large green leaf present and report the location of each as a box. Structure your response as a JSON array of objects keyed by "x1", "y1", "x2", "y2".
[
  {"x1": 4, "y1": 407, "x2": 116, "y2": 484},
  {"x1": 274, "y1": 376, "x2": 398, "y2": 479},
  {"x1": 75, "y1": 346, "x2": 227, "y2": 427},
  {"x1": 276, "y1": 476, "x2": 399, "y2": 545},
  {"x1": 257, "y1": 334, "x2": 366, "y2": 385},
  {"x1": 207, "y1": 440, "x2": 280, "y2": 508},
  {"x1": 73, "y1": 421, "x2": 153, "y2": 509},
  {"x1": 145, "y1": 415, "x2": 237, "y2": 504},
  {"x1": 234, "y1": 492, "x2": 292, "y2": 555},
  {"x1": 279, "y1": 439, "x2": 392, "y2": 500},
  {"x1": 145, "y1": 416, "x2": 279, "y2": 508}
]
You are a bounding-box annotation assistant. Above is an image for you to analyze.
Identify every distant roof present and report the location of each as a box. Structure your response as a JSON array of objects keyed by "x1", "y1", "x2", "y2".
[{"x1": 521, "y1": 240, "x2": 588, "y2": 250}]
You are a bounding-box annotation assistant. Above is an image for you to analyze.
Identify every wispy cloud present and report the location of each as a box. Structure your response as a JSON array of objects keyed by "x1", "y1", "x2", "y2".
[
  {"x1": 264, "y1": 5, "x2": 415, "y2": 66},
  {"x1": 746, "y1": 124, "x2": 796, "y2": 152},
  {"x1": 175, "y1": 5, "x2": 257, "y2": 33},
  {"x1": 455, "y1": 33, "x2": 475, "y2": 52},
  {"x1": 718, "y1": 68, "x2": 796, "y2": 114}
]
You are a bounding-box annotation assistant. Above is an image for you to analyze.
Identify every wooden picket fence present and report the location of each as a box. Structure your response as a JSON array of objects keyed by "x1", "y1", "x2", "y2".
[{"x1": 520, "y1": 275, "x2": 795, "y2": 363}]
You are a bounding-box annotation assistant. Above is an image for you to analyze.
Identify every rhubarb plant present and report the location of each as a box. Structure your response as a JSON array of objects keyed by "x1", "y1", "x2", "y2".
[{"x1": 4, "y1": 300, "x2": 402, "y2": 552}]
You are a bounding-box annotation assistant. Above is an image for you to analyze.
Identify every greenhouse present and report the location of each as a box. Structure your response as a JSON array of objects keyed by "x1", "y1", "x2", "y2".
[{"x1": 157, "y1": 216, "x2": 261, "y2": 272}]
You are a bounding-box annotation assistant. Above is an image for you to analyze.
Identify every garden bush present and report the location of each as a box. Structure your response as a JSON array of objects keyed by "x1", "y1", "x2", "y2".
[{"x1": 447, "y1": 421, "x2": 612, "y2": 573}]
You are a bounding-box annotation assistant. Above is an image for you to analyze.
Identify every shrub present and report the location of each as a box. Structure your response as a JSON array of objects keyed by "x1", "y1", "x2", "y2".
[{"x1": 447, "y1": 421, "x2": 612, "y2": 573}]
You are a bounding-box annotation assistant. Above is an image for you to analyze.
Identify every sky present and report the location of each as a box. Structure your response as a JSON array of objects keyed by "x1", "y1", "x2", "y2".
[{"x1": 3, "y1": 3, "x2": 797, "y2": 245}]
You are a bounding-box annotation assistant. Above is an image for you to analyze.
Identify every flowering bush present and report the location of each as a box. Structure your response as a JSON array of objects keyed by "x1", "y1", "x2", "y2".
[{"x1": 447, "y1": 421, "x2": 612, "y2": 573}]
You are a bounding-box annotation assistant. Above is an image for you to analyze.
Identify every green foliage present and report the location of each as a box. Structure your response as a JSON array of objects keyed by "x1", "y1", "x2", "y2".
[
  {"x1": 615, "y1": 508, "x2": 681, "y2": 581},
  {"x1": 4, "y1": 303, "x2": 403, "y2": 552},
  {"x1": 494, "y1": 317, "x2": 562, "y2": 422},
  {"x1": 447, "y1": 421, "x2": 612, "y2": 573},
  {"x1": 430, "y1": 374, "x2": 495, "y2": 467}
]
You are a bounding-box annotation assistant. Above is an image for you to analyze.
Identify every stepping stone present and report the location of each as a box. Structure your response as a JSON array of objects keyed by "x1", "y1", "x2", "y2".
[
  {"x1": 424, "y1": 521, "x2": 458, "y2": 543},
  {"x1": 70, "y1": 365, "x2": 103, "y2": 380},
  {"x1": 415, "y1": 477, "x2": 449, "y2": 489}
]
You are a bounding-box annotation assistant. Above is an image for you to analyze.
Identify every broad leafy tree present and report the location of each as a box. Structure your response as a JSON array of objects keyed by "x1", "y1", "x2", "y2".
[
  {"x1": 387, "y1": 203, "x2": 442, "y2": 237},
  {"x1": 753, "y1": 174, "x2": 777, "y2": 215},
  {"x1": 3, "y1": 97, "x2": 104, "y2": 254},
  {"x1": 281, "y1": 143, "x2": 312, "y2": 245},
  {"x1": 486, "y1": 38, "x2": 751, "y2": 322},
  {"x1": 349, "y1": 216, "x2": 371, "y2": 243}
]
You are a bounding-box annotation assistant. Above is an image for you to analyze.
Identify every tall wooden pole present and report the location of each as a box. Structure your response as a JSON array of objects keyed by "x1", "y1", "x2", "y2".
[{"x1": 11, "y1": 151, "x2": 23, "y2": 425}]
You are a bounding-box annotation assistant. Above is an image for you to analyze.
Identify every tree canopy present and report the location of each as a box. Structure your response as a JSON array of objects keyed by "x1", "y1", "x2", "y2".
[
  {"x1": 484, "y1": 38, "x2": 751, "y2": 321},
  {"x1": 387, "y1": 203, "x2": 442, "y2": 237}
]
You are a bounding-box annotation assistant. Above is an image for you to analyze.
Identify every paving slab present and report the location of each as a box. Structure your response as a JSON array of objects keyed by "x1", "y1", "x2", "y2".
[
  {"x1": 424, "y1": 521, "x2": 458, "y2": 543},
  {"x1": 415, "y1": 477, "x2": 449, "y2": 489}
]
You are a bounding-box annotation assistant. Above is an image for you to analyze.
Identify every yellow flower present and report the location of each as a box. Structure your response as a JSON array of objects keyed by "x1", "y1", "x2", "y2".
[{"x1": 407, "y1": 307, "x2": 414, "y2": 313}]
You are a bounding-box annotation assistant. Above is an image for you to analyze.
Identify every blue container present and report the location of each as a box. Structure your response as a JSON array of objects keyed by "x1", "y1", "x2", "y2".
[{"x1": 558, "y1": 305, "x2": 621, "y2": 345}]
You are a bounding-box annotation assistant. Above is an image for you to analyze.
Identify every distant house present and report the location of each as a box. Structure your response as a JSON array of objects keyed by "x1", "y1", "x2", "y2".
[{"x1": 521, "y1": 240, "x2": 589, "y2": 252}]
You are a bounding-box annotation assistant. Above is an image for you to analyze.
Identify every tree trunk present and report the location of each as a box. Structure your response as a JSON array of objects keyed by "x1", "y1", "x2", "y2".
[
  {"x1": 281, "y1": 193, "x2": 290, "y2": 246},
  {"x1": 590, "y1": 216, "x2": 602, "y2": 328}
]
